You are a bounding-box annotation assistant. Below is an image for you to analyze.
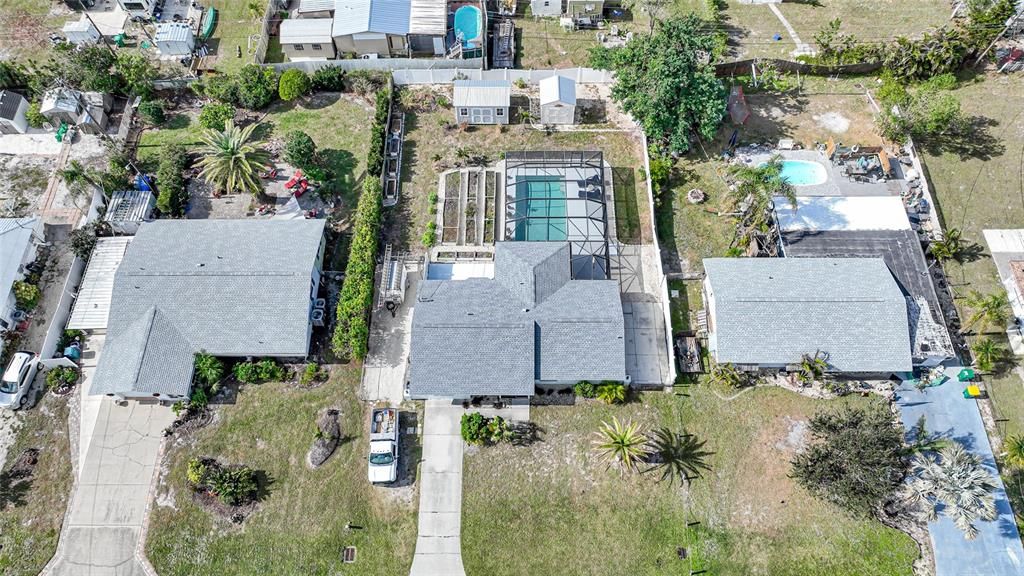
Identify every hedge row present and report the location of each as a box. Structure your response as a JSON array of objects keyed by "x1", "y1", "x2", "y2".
[
  {"x1": 366, "y1": 88, "x2": 391, "y2": 179},
  {"x1": 332, "y1": 177, "x2": 383, "y2": 359}
]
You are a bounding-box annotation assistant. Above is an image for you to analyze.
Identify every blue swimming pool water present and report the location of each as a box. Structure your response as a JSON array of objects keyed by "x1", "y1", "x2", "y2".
[
  {"x1": 777, "y1": 160, "x2": 827, "y2": 186},
  {"x1": 454, "y1": 6, "x2": 481, "y2": 48}
]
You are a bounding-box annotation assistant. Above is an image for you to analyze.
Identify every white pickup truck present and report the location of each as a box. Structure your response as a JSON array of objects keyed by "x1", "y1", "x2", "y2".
[{"x1": 368, "y1": 407, "x2": 398, "y2": 483}]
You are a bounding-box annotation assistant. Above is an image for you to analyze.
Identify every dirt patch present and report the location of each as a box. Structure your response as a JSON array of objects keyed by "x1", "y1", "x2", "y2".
[
  {"x1": 729, "y1": 415, "x2": 804, "y2": 532},
  {"x1": 814, "y1": 111, "x2": 851, "y2": 134}
]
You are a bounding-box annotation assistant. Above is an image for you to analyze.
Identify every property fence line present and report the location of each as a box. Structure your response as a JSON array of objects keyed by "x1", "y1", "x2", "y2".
[
  {"x1": 269, "y1": 57, "x2": 485, "y2": 74},
  {"x1": 713, "y1": 58, "x2": 883, "y2": 78},
  {"x1": 253, "y1": 0, "x2": 275, "y2": 65}
]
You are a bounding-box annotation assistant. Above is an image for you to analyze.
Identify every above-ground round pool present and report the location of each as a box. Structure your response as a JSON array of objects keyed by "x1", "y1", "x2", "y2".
[
  {"x1": 775, "y1": 159, "x2": 828, "y2": 186},
  {"x1": 453, "y1": 5, "x2": 481, "y2": 48}
]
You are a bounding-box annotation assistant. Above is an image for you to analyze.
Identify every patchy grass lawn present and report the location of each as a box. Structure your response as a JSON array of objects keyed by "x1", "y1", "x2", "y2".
[
  {"x1": 723, "y1": 0, "x2": 950, "y2": 60},
  {"x1": 0, "y1": 395, "x2": 74, "y2": 576},
  {"x1": 205, "y1": 0, "x2": 265, "y2": 74},
  {"x1": 137, "y1": 94, "x2": 373, "y2": 208},
  {"x1": 462, "y1": 387, "x2": 919, "y2": 576},
  {"x1": 146, "y1": 365, "x2": 418, "y2": 576},
  {"x1": 393, "y1": 86, "x2": 649, "y2": 252},
  {"x1": 0, "y1": 0, "x2": 73, "y2": 62}
]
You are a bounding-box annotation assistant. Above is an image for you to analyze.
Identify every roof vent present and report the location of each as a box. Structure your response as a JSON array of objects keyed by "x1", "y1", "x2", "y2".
[{"x1": 196, "y1": 262, "x2": 205, "y2": 267}]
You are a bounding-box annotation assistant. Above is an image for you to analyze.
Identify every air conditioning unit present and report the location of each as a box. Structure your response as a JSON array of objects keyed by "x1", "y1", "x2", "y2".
[
  {"x1": 311, "y1": 308, "x2": 325, "y2": 327},
  {"x1": 314, "y1": 297, "x2": 326, "y2": 310}
]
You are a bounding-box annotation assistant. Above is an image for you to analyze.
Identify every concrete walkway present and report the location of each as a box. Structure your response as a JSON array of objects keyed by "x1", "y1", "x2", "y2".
[
  {"x1": 44, "y1": 398, "x2": 174, "y2": 576},
  {"x1": 895, "y1": 365, "x2": 1024, "y2": 576},
  {"x1": 360, "y1": 266, "x2": 420, "y2": 405},
  {"x1": 410, "y1": 400, "x2": 466, "y2": 576}
]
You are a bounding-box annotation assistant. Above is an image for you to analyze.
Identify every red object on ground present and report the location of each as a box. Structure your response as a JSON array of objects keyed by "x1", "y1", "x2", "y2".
[
  {"x1": 284, "y1": 169, "x2": 304, "y2": 189},
  {"x1": 293, "y1": 180, "x2": 308, "y2": 197},
  {"x1": 260, "y1": 168, "x2": 278, "y2": 179}
]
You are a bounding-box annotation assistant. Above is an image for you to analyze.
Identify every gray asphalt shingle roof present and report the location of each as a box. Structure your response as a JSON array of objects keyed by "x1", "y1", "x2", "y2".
[
  {"x1": 703, "y1": 257, "x2": 913, "y2": 373},
  {"x1": 410, "y1": 242, "x2": 625, "y2": 398},
  {"x1": 90, "y1": 220, "x2": 325, "y2": 396}
]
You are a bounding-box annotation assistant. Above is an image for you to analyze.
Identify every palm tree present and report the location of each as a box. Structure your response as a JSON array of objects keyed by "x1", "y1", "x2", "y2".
[
  {"x1": 963, "y1": 291, "x2": 1011, "y2": 334},
  {"x1": 795, "y1": 351, "x2": 828, "y2": 386},
  {"x1": 904, "y1": 442, "x2": 998, "y2": 540},
  {"x1": 970, "y1": 337, "x2": 1004, "y2": 373},
  {"x1": 195, "y1": 120, "x2": 271, "y2": 197},
  {"x1": 58, "y1": 160, "x2": 100, "y2": 201},
  {"x1": 593, "y1": 417, "x2": 647, "y2": 474},
  {"x1": 1003, "y1": 435, "x2": 1024, "y2": 469},
  {"x1": 929, "y1": 228, "x2": 964, "y2": 262},
  {"x1": 728, "y1": 155, "x2": 797, "y2": 212},
  {"x1": 644, "y1": 428, "x2": 713, "y2": 486}
]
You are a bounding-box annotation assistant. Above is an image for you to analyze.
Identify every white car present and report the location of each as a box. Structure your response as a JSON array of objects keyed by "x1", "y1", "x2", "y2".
[{"x1": 0, "y1": 351, "x2": 38, "y2": 410}]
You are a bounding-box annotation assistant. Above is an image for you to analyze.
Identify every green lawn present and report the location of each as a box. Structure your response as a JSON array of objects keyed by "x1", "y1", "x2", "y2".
[
  {"x1": 393, "y1": 90, "x2": 649, "y2": 252},
  {"x1": 145, "y1": 366, "x2": 419, "y2": 576},
  {"x1": 205, "y1": 0, "x2": 265, "y2": 74},
  {"x1": 0, "y1": 395, "x2": 74, "y2": 576},
  {"x1": 462, "y1": 387, "x2": 919, "y2": 576},
  {"x1": 137, "y1": 94, "x2": 373, "y2": 208}
]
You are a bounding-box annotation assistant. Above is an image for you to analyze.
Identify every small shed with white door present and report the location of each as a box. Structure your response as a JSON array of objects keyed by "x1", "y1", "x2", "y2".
[
  {"x1": 155, "y1": 22, "x2": 195, "y2": 56},
  {"x1": 539, "y1": 75, "x2": 576, "y2": 125},
  {"x1": 453, "y1": 80, "x2": 511, "y2": 125},
  {"x1": 62, "y1": 16, "x2": 101, "y2": 45}
]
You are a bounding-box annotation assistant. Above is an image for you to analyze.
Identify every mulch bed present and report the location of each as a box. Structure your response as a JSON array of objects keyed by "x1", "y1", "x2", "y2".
[{"x1": 190, "y1": 487, "x2": 259, "y2": 525}]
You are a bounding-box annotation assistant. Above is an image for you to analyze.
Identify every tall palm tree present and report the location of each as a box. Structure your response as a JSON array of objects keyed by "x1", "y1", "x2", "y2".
[
  {"x1": 963, "y1": 291, "x2": 1011, "y2": 334},
  {"x1": 728, "y1": 155, "x2": 797, "y2": 212},
  {"x1": 970, "y1": 337, "x2": 1004, "y2": 373},
  {"x1": 593, "y1": 417, "x2": 647, "y2": 474},
  {"x1": 644, "y1": 427, "x2": 713, "y2": 486},
  {"x1": 904, "y1": 442, "x2": 998, "y2": 540},
  {"x1": 1003, "y1": 435, "x2": 1024, "y2": 469},
  {"x1": 195, "y1": 120, "x2": 271, "y2": 197},
  {"x1": 58, "y1": 160, "x2": 100, "y2": 201}
]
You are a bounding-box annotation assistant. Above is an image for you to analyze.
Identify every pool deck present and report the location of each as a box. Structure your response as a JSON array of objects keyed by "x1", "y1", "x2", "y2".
[{"x1": 748, "y1": 149, "x2": 908, "y2": 197}]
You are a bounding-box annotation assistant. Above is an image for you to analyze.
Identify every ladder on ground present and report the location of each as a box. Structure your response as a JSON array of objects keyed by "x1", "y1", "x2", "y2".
[{"x1": 376, "y1": 243, "x2": 394, "y2": 311}]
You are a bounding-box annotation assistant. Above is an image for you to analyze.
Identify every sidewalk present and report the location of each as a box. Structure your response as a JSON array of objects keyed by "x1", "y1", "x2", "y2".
[{"x1": 895, "y1": 365, "x2": 1024, "y2": 576}]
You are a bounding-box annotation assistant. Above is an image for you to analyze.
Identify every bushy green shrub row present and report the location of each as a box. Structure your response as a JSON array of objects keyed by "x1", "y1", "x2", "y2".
[
  {"x1": 366, "y1": 88, "x2": 391, "y2": 179},
  {"x1": 192, "y1": 64, "x2": 278, "y2": 110},
  {"x1": 156, "y1": 143, "x2": 189, "y2": 217},
  {"x1": 233, "y1": 358, "x2": 286, "y2": 384},
  {"x1": 331, "y1": 177, "x2": 383, "y2": 359},
  {"x1": 460, "y1": 412, "x2": 514, "y2": 445}
]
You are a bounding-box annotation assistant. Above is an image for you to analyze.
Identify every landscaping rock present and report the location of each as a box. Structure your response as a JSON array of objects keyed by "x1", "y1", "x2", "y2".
[{"x1": 307, "y1": 408, "x2": 341, "y2": 468}]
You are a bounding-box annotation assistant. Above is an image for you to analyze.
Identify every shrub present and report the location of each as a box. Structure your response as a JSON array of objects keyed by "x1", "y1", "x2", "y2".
[
  {"x1": 236, "y1": 64, "x2": 278, "y2": 110},
  {"x1": 12, "y1": 281, "x2": 40, "y2": 310},
  {"x1": 366, "y1": 88, "x2": 391, "y2": 178},
  {"x1": 311, "y1": 66, "x2": 346, "y2": 91},
  {"x1": 189, "y1": 387, "x2": 209, "y2": 410},
  {"x1": 138, "y1": 99, "x2": 166, "y2": 125},
  {"x1": 331, "y1": 178, "x2": 383, "y2": 360},
  {"x1": 208, "y1": 465, "x2": 258, "y2": 506},
  {"x1": 346, "y1": 70, "x2": 385, "y2": 96},
  {"x1": 573, "y1": 380, "x2": 596, "y2": 398},
  {"x1": 25, "y1": 101, "x2": 45, "y2": 128},
  {"x1": 596, "y1": 381, "x2": 627, "y2": 404},
  {"x1": 461, "y1": 412, "x2": 489, "y2": 445},
  {"x1": 198, "y1": 102, "x2": 235, "y2": 130},
  {"x1": 486, "y1": 416, "x2": 514, "y2": 443},
  {"x1": 233, "y1": 358, "x2": 286, "y2": 383},
  {"x1": 186, "y1": 457, "x2": 207, "y2": 486},
  {"x1": 193, "y1": 352, "x2": 225, "y2": 392},
  {"x1": 284, "y1": 131, "x2": 319, "y2": 170},
  {"x1": 194, "y1": 73, "x2": 239, "y2": 104},
  {"x1": 421, "y1": 221, "x2": 436, "y2": 247},
  {"x1": 156, "y1": 143, "x2": 190, "y2": 217},
  {"x1": 299, "y1": 363, "x2": 324, "y2": 386},
  {"x1": 46, "y1": 366, "x2": 79, "y2": 391},
  {"x1": 278, "y1": 68, "x2": 311, "y2": 101}
]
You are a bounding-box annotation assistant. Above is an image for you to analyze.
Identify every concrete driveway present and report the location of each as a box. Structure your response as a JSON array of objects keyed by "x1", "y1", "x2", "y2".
[
  {"x1": 44, "y1": 398, "x2": 174, "y2": 576},
  {"x1": 410, "y1": 400, "x2": 466, "y2": 576},
  {"x1": 895, "y1": 365, "x2": 1024, "y2": 576},
  {"x1": 361, "y1": 266, "x2": 420, "y2": 405}
]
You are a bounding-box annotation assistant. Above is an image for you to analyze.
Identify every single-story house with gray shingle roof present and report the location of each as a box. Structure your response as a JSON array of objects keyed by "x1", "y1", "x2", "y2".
[
  {"x1": 410, "y1": 242, "x2": 626, "y2": 399},
  {"x1": 702, "y1": 257, "x2": 913, "y2": 374},
  {"x1": 89, "y1": 219, "x2": 326, "y2": 400}
]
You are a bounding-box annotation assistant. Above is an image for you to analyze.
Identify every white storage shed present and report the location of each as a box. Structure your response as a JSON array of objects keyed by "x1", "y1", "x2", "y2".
[
  {"x1": 530, "y1": 0, "x2": 562, "y2": 17},
  {"x1": 539, "y1": 75, "x2": 576, "y2": 125},
  {"x1": 453, "y1": 80, "x2": 511, "y2": 125}
]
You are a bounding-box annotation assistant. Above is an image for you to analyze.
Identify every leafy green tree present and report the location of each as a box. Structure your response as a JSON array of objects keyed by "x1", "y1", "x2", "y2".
[
  {"x1": 878, "y1": 87, "x2": 970, "y2": 144},
  {"x1": 193, "y1": 73, "x2": 239, "y2": 104},
  {"x1": 791, "y1": 403, "x2": 906, "y2": 516},
  {"x1": 963, "y1": 291, "x2": 1011, "y2": 334},
  {"x1": 138, "y1": 99, "x2": 166, "y2": 125},
  {"x1": 198, "y1": 102, "x2": 235, "y2": 130},
  {"x1": 278, "y1": 68, "x2": 311, "y2": 101},
  {"x1": 115, "y1": 52, "x2": 157, "y2": 98},
  {"x1": 904, "y1": 442, "x2": 998, "y2": 540},
  {"x1": 593, "y1": 417, "x2": 647, "y2": 474},
  {"x1": 284, "y1": 130, "x2": 318, "y2": 170},
  {"x1": 884, "y1": 29, "x2": 968, "y2": 82},
  {"x1": 236, "y1": 64, "x2": 278, "y2": 110},
  {"x1": 970, "y1": 337, "x2": 1005, "y2": 373},
  {"x1": 45, "y1": 44, "x2": 121, "y2": 93},
  {"x1": 0, "y1": 61, "x2": 28, "y2": 89},
  {"x1": 596, "y1": 15, "x2": 726, "y2": 153},
  {"x1": 195, "y1": 119, "x2": 271, "y2": 197},
  {"x1": 644, "y1": 428, "x2": 713, "y2": 486},
  {"x1": 595, "y1": 381, "x2": 627, "y2": 404}
]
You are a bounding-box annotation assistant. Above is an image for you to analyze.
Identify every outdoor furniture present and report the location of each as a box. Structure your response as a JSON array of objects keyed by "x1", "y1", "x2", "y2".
[
  {"x1": 957, "y1": 367, "x2": 976, "y2": 381},
  {"x1": 963, "y1": 385, "x2": 983, "y2": 399}
]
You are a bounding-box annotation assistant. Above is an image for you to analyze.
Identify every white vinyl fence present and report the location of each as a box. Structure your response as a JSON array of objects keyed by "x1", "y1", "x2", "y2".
[
  {"x1": 392, "y1": 66, "x2": 615, "y2": 85},
  {"x1": 270, "y1": 57, "x2": 485, "y2": 74}
]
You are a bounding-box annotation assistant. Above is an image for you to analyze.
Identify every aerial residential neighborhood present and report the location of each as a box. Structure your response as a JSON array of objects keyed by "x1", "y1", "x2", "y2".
[{"x1": 2, "y1": 0, "x2": 1024, "y2": 575}]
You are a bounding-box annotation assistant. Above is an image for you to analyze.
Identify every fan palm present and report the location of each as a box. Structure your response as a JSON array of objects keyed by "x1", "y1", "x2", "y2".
[
  {"x1": 904, "y1": 442, "x2": 998, "y2": 540},
  {"x1": 970, "y1": 337, "x2": 1004, "y2": 373},
  {"x1": 644, "y1": 427, "x2": 713, "y2": 486},
  {"x1": 1003, "y1": 435, "x2": 1024, "y2": 469},
  {"x1": 593, "y1": 417, "x2": 647, "y2": 474},
  {"x1": 195, "y1": 120, "x2": 271, "y2": 197},
  {"x1": 963, "y1": 291, "x2": 1011, "y2": 334}
]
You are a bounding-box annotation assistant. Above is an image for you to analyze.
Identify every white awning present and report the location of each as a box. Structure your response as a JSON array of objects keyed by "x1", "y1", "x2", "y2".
[
  {"x1": 68, "y1": 237, "x2": 132, "y2": 330},
  {"x1": 409, "y1": 0, "x2": 446, "y2": 35},
  {"x1": 775, "y1": 195, "x2": 912, "y2": 232}
]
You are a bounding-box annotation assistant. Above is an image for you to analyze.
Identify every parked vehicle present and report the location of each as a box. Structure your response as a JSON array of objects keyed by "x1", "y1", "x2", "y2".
[
  {"x1": 368, "y1": 407, "x2": 399, "y2": 483},
  {"x1": 0, "y1": 351, "x2": 39, "y2": 410}
]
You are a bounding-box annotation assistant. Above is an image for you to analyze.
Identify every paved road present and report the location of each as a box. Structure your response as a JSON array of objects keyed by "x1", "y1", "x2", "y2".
[
  {"x1": 44, "y1": 398, "x2": 174, "y2": 576},
  {"x1": 410, "y1": 400, "x2": 466, "y2": 576},
  {"x1": 895, "y1": 365, "x2": 1024, "y2": 576}
]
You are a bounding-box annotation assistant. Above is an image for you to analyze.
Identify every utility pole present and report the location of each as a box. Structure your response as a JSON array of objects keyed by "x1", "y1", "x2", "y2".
[
  {"x1": 974, "y1": 11, "x2": 1024, "y2": 67},
  {"x1": 75, "y1": 0, "x2": 118, "y2": 59}
]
